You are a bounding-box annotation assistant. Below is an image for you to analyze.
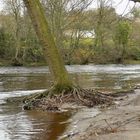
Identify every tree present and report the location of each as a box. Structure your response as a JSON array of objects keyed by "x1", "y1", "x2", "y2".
[
  {"x1": 41, "y1": 0, "x2": 94, "y2": 64},
  {"x1": 131, "y1": 7, "x2": 140, "y2": 19},
  {"x1": 23, "y1": 0, "x2": 112, "y2": 110},
  {"x1": 23, "y1": 0, "x2": 72, "y2": 90},
  {"x1": 3, "y1": 0, "x2": 23, "y2": 65},
  {"x1": 0, "y1": 28, "x2": 9, "y2": 58},
  {"x1": 130, "y1": 0, "x2": 140, "y2": 2},
  {"x1": 114, "y1": 20, "x2": 131, "y2": 62},
  {"x1": 93, "y1": 0, "x2": 117, "y2": 50}
]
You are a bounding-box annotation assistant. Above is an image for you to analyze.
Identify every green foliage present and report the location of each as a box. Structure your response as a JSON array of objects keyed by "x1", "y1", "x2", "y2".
[
  {"x1": 25, "y1": 39, "x2": 44, "y2": 62},
  {"x1": 0, "y1": 28, "x2": 6, "y2": 57},
  {"x1": 128, "y1": 46, "x2": 140, "y2": 60},
  {"x1": 112, "y1": 20, "x2": 132, "y2": 63},
  {"x1": 0, "y1": 28, "x2": 15, "y2": 59},
  {"x1": 114, "y1": 21, "x2": 131, "y2": 46},
  {"x1": 131, "y1": 7, "x2": 140, "y2": 19},
  {"x1": 79, "y1": 38, "x2": 93, "y2": 48}
]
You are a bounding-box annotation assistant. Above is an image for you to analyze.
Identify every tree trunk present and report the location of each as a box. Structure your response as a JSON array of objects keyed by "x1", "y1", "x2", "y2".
[{"x1": 23, "y1": 0, "x2": 72, "y2": 90}]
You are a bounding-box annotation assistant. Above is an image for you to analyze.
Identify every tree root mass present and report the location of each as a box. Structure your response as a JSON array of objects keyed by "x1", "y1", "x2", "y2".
[{"x1": 23, "y1": 87, "x2": 116, "y2": 111}]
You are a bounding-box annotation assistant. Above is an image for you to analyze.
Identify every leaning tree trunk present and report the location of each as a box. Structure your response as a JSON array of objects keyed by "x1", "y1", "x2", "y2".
[{"x1": 23, "y1": 0, "x2": 72, "y2": 90}]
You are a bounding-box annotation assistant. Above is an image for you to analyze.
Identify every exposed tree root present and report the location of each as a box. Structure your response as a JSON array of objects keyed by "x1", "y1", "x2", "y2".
[{"x1": 23, "y1": 86, "x2": 115, "y2": 111}]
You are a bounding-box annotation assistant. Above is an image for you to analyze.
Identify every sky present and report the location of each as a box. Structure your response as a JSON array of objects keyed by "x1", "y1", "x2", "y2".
[
  {"x1": 0, "y1": 0, "x2": 138, "y2": 16},
  {"x1": 114, "y1": 0, "x2": 135, "y2": 14},
  {"x1": 0, "y1": 1, "x2": 4, "y2": 11},
  {"x1": 89, "y1": 0, "x2": 136, "y2": 15}
]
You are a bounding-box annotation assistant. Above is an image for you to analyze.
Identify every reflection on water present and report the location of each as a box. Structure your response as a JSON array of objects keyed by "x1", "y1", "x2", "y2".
[
  {"x1": 0, "y1": 64, "x2": 140, "y2": 91},
  {"x1": 0, "y1": 64, "x2": 140, "y2": 140},
  {"x1": 0, "y1": 109, "x2": 72, "y2": 140},
  {"x1": 26, "y1": 111, "x2": 72, "y2": 140},
  {"x1": 0, "y1": 91, "x2": 72, "y2": 140},
  {"x1": 0, "y1": 74, "x2": 52, "y2": 92}
]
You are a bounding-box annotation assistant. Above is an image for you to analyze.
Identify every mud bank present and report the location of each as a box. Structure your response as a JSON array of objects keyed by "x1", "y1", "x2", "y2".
[{"x1": 60, "y1": 89, "x2": 140, "y2": 140}]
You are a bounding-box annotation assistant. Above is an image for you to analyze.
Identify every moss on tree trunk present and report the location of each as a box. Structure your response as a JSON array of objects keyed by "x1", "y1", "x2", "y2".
[{"x1": 23, "y1": 0, "x2": 72, "y2": 90}]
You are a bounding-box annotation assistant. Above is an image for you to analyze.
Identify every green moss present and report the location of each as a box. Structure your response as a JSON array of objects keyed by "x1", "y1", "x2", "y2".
[
  {"x1": 53, "y1": 83, "x2": 73, "y2": 93},
  {"x1": 23, "y1": 0, "x2": 73, "y2": 92}
]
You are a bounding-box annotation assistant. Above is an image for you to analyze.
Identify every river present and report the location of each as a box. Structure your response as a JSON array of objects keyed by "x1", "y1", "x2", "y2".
[{"x1": 0, "y1": 64, "x2": 140, "y2": 140}]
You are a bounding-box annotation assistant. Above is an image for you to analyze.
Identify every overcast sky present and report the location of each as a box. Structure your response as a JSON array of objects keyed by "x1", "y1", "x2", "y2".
[
  {"x1": 0, "y1": 0, "x2": 138, "y2": 16},
  {"x1": 89, "y1": 0, "x2": 136, "y2": 15}
]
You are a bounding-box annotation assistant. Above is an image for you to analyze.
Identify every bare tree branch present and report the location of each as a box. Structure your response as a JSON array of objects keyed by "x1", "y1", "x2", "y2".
[{"x1": 130, "y1": 0, "x2": 140, "y2": 3}]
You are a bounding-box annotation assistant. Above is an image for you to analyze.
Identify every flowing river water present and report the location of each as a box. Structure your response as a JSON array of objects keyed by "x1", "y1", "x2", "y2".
[{"x1": 0, "y1": 64, "x2": 140, "y2": 140}]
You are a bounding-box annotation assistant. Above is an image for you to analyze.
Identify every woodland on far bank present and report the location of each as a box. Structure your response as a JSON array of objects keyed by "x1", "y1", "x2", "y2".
[{"x1": 0, "y1": 0, "x2": 140, "y2": 66}]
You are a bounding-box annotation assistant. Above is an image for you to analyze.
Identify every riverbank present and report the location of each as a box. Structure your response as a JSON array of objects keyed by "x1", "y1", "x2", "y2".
[
  {"x1": 60, "y1": 89, "x2": 140, "y2": 140},
  {"x1": 0, "y1": 59, "x2": 47, "y2": 67},
  {"x1": 0, "y1": 59, "x2": 140, "y2": 67}
]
